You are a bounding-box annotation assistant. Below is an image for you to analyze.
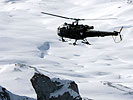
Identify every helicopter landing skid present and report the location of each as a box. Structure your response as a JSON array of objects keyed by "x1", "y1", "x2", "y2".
[
  {"x1": 82, "y1": 39, "x2": 91, "y2": 45},
  {"x1": 71, "y1": 39, "x2": 91, "y2": 45},
  {"x1": 59, "y1": 37, "x2": 67, "y2": 42},
  {"x1": 73, "y1": 40, "x2": 77, "y2": 45},
  {"x1": 67, "y1": 40, "x2": 77, "y2": 45}
]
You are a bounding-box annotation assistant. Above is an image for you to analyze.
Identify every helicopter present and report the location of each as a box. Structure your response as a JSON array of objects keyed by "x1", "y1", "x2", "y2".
[{"x1": 41, "y1": 12, "x2": 123, "y2": 45}]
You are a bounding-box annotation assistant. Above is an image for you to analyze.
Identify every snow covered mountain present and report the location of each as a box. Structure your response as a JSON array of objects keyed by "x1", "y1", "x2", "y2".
[{"x1": 0, "y1": 0, "x2": 133, "y2": 100}]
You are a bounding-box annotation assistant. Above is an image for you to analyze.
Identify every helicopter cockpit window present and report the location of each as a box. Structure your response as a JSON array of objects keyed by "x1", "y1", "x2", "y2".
[{"x1": 59, "y1": 24, "x2": 68, "y2": 30}]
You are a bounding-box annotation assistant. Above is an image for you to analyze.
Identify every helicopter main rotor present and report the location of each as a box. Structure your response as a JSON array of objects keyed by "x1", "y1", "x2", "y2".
[
  {"x1": 41, "y1": 12, "x2": 85, "y2": 20},
  {"x1": 41, "y1": 12, "x2": 116, "y2": 25}
]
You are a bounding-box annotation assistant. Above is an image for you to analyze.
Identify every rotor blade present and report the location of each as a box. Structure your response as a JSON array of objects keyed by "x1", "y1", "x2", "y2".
[
  {"x1": 84, "y1": 18, "x2": 117, "y2": 20},
  {"x1": 119, "y1": 26, "x2": 124, "y2": 33},
  {"x1": 41, "y1": 12, "x2": 116, "y2": 21},
  {"x1": 41, "y1": 12, "x2": 74, "y2": 20},
  {"x1": 118, "y1": 26, "x2": 123, "y2": 41}
]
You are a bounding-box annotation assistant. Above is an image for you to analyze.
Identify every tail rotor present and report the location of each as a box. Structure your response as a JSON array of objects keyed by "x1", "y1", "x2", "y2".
[
  {"x1": 112, "y1": 26, "x2": 124, "y2": 43},
  {"x1": 119, "y1": 26, "x2": 124, "y2": 41}
]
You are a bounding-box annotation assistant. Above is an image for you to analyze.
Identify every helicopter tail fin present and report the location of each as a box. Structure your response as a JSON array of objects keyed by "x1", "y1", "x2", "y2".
[
  {"x1": 112, "y1": 26, "x2": 123, "y2": 43},
  {"x1": 119, "y1": 26, "x2": 124, "y2": 41}
]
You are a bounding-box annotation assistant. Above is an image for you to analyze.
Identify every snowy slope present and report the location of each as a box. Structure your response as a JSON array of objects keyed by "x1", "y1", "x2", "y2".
[
  {"x1": 0, "y1": 0, "x2": 133, "y2": 100},
  {"x1": 0, "y1": 85, "x2": 35, "y2": 100}
]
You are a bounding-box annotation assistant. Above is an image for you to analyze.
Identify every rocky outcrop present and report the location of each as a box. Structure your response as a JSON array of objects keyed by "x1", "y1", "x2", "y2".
[
  {"x1": 0, "y1": 86, "x2": 35, "y2": 100},
  {"x1": 31, "y1": 73, "x2": 82, "y2": 100},
  {"x1": 0, "y1": 87, "x2": 10, "y2": 100}
]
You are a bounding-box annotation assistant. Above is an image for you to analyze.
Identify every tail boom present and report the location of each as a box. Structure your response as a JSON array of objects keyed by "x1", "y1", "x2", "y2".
[{"x1": 85, "y1": 30, "x2": 119, "y2": 37}]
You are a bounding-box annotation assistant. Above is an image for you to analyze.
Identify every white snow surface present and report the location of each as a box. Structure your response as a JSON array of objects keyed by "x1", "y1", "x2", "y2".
[{"x1": 0, "y1": 0, "x2": 133, "y2": 100}]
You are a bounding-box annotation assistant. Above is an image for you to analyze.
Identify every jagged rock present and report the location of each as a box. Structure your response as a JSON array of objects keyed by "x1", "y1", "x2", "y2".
[
  {"x1": 31, "y1": 73, "x2": 82, "y2": 100},
  {"x1": 0, "y1": 86, "x2": 35, "y2": 100},
  {"x1": 0, "y1": 88, "x2": 10, "y2": 100}
]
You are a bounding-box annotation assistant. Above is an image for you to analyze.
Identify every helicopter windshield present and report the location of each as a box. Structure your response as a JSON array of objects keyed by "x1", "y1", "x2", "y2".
[{"x1": 59, "y1": 23, "x2": 69, "y2": 28}]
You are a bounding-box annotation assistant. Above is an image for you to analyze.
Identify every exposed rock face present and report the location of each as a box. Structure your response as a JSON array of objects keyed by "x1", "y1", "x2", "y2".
[
  {"x1": 31, "y1": 73, "x2": 82, "y2": 100},
  {"x1": 0, "y1": 86, "x2": 35, "y2": 100},
  {"x1": 0, "y1": 87, "x2": 10, "y2": 100}
]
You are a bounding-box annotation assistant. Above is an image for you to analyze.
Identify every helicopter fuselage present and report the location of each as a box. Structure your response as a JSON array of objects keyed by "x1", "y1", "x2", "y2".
[
  {"x1": 57, "y1": 23, "x2": 119, "y2": 40},
  {"x1": 41, "y1": 12, "x2": 123, "y2": 45}
]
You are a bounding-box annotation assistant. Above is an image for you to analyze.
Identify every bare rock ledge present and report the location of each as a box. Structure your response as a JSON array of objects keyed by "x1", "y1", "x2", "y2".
[{"x1": 31, "y1": 73, "x2": 82, "y2": 100}]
